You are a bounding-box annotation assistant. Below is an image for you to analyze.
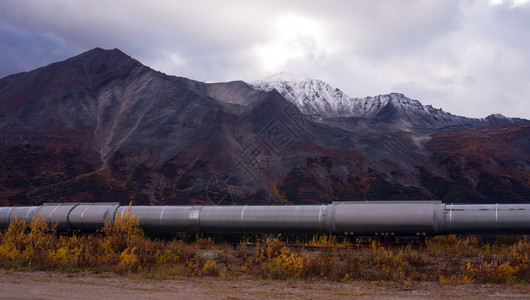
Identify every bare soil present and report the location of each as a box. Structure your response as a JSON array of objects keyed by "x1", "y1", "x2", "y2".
[{"x1": 1, "y1": 270, "x2": 529, "y2": 299}]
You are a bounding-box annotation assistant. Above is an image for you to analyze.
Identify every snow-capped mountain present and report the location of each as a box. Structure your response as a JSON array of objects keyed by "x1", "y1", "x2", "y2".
[
  {"x1": 251, "y1": 72, "x2": 353, "y2": 117},
  {"x1": 250, "y1": 72, "x2": 511, "y2": 129},
  {"x1": 350, "y1": 93, "x2": 479, "y2": 128},
  {"x1": 1, "y1": 48, "x2": 529, "y2": 206}
]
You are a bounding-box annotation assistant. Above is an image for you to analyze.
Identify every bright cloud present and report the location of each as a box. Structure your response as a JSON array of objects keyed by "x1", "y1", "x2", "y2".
[
  {"x1": 489, "y1": 0, "x2": 530, "y2": 8},
  {"x1": 255, "y1": 14, "x2": 327, "y2": 72}
]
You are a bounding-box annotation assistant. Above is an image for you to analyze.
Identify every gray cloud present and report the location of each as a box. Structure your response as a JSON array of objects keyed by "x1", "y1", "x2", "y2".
[{"x1": 0, "y1": 0, "x2": 529, "y2": 119}]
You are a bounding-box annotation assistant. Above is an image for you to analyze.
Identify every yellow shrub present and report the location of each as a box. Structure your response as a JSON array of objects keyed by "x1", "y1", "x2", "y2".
[
  {"x1": 0, "y1": 241, "x2": 21, "y2": 261},
  {"x1": 201, "y1": 260, "x2": 221, "y2": 276},
  {"x1": 266, "y1": 246, "x2": 304, "y2": 279},
  {"x1": 119, "y1": 246, "x2": 141, "y2": 272},
  {"x1": 186, "y1": 256, "x2": 220, "y2": 276}
]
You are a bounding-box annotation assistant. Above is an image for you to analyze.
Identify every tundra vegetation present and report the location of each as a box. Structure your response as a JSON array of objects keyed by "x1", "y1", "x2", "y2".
[{"x1": 0, "y1": 212, "x2": 529, "y2": 284}]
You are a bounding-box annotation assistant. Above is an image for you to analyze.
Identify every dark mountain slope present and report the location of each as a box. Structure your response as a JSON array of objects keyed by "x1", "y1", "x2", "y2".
[
  {"x1": 421, "y1": 124, "x2": 530, "y2": 203},
  {"x1": 0, "y1": 48, "x2": 528, "y2": 205}
]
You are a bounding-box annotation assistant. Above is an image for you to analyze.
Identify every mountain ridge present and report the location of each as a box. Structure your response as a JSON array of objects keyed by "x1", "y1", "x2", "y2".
[
  {"x1": 0, "y1": 48, "x2": 528, "y2": 206},
  {"x1": 250, "y1": 72, "x2": 526, "y2": 130}
]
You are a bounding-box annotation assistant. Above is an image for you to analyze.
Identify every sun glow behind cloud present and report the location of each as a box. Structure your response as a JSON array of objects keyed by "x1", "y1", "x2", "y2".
[
  {"x1": 489, "y1": 0, "x2": 530, "y2": 8},
  {"x1": 255, "y1": 14, "x2": 327, "y2": 72}
]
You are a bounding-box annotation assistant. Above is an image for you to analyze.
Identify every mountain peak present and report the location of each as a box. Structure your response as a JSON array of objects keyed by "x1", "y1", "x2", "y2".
[
  {"x1": 486, "y1": 113, "x2": 507, "y2": 119},
  {"x1": 65, "y1": 47, "x2": 136, "y2": 66},
  {"x1": 251, "y1": 73, "x2": 352, "y2": 117},
  {"x1": 58, "y1": 47, "x2": 143, "y2": 88},
  {"x1": 0, "y1": 47, "x2": 144, "y2": 112}
]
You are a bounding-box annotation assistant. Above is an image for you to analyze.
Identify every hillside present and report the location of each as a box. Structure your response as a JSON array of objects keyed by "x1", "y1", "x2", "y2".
[{"x1": 0, "y1": 48, "x2": 528, "y2": 205}]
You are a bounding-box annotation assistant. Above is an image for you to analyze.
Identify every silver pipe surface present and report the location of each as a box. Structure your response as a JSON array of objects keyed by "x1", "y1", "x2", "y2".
[
  {"x1": 444, "y1": 204, "x2": 530, "y2": 234},
  {"x1": 331, "y1": 201, "x2": 445, "y2": 236},
  {"x1": 116, "y1": 205, "x2": 332, "y2": 233},
  {"x1": 1, "y1": 202, "x2": 529, "y2": 236}
]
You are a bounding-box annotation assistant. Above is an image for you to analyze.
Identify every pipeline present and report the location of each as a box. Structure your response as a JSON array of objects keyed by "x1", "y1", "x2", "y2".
[{"x1": 0, "y1": 201, "x2": 529, "y2": 236}]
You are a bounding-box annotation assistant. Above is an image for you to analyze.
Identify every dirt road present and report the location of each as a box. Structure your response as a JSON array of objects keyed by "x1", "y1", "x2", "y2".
[{"x1": 1, "y1": 270, "x2": 529, "y2": 299}]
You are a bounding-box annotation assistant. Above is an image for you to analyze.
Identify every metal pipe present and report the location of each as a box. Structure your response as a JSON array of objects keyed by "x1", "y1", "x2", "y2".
[
  {"x1": 118, "y1": 205, "x2": 331, "y2": 233},
  {"x1": 1, "y1": 202, "x2": 529, "y2": 236},
  {"x1": 443, "y1": 204, "x2": 530, "y2": 234},
  {"x1": 331, "y1": 201, "x2": 445, "y2": 236}
]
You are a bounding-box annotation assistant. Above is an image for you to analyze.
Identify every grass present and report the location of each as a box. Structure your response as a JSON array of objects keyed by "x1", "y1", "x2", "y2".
[{"x1": 1, "y1": 213, "x2": 529, "y2": 284}]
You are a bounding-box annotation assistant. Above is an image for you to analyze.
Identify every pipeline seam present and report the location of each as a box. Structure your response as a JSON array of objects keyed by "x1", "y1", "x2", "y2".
[
  {"x1": 318, "y1": 204, "x2": 324, "y2": 228},
  {"x1": 496, "y1": 203, "x2": 498, "y2": 224},
  {"x1": 160, "y1": 205, "x2": 167, "y2": 226},
  {"x1": 7, "y1": 207, "x2": 14, "y2": 223},
  {"x1": 109, "y1": 204, "x2": 121, "y2": 226},
  {"x1": 329, "y1": 204, "x2": 337, "y2": 234},
  {"x1": 241, "y1": 205, "x2": 247, "y2": 230},
  {"x1": 65, "y1": 204, "x2": 79, "y2": 230},
  {"x1": 79, "y1": 204, "x2": 91, "y2": 228},
  {"x1": 432, "y1": 204, "x2": 437, "y2": 234},
  {"x1": 449, "y1": 203, "x2": 453, "y2": 227},
  {"x1": 189, "y1": 206, "x2": 202, "y2": 231},
  {"x1": 48, "y1": 204, "x2": 60, "y2": 223}
]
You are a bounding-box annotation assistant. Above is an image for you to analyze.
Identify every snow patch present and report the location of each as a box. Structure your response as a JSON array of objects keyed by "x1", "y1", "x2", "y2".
[{"x1": 250, "y1": 73, "x2": 476, "y2": 127}]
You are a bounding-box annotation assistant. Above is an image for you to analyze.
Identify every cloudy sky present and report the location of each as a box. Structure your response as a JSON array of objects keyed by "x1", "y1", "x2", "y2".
[{"x1": 1, "y1": 0, "x2": 529, "y2": 119}]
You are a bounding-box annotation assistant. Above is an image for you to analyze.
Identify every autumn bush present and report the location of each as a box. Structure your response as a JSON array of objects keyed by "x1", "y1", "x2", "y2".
[
  {"x1": 241, "y1": 236, "x2": 304, "y2": 279},
  {"x1": 1, "y1": 216, "x2": 529, "y2": 284},
  {"x1": 0, "y1": 212, "x2": 223, "y2": 276}
]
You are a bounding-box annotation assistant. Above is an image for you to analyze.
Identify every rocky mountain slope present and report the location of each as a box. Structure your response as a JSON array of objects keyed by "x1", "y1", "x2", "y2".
[{"x1": 0, "y1": 48, "x2": 528, "y2": 206}]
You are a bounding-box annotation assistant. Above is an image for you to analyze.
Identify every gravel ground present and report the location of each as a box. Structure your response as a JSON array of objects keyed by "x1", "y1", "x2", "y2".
[{"x1": 1, "y1": 270, "x2": 530, "y2": 299}]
